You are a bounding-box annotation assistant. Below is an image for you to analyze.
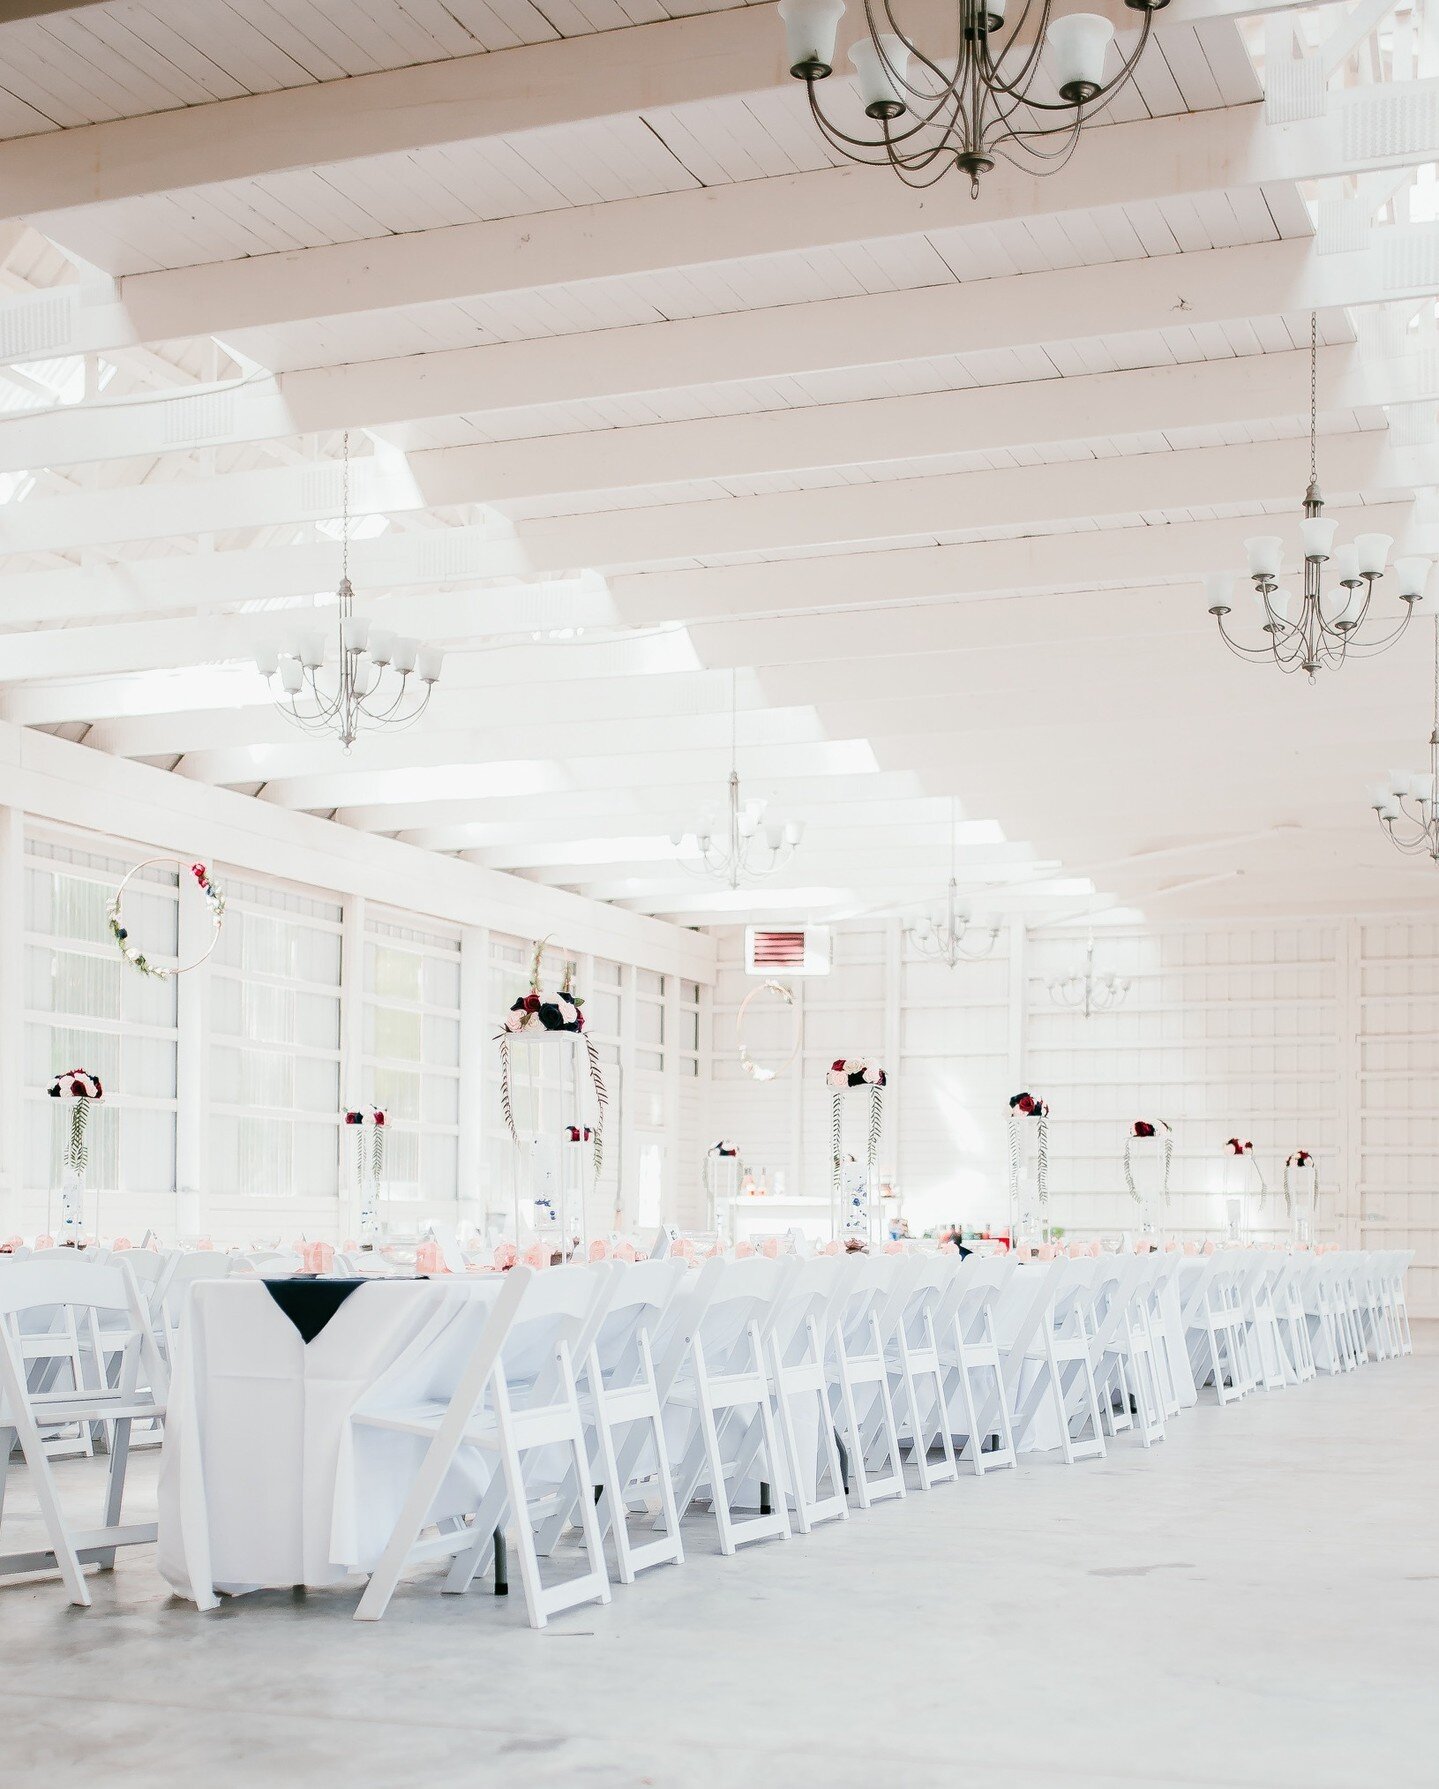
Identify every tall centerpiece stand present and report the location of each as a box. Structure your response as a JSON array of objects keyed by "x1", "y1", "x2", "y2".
[
  {"x1": 1123, "y1": 1119, "x2": 1173, "y2": 1242},
  {"x1": 1221, "y1": 1137, "x2": 1266, "y2": 1239},
  {"x1": 1006, "y1": 1091, "x2": 1050, "y2": 1246},
  {"x1": 1284, "y1": 1149, "x2": 1319, "y2": 1246},
  {"x1": 704, "y1": 1140, "x2": 742, "y2": 1242},
  {"x1": 499, "y1": 943, "x2": 608, "y2": 1257},
  {"x1": 827, "y1": 1059, "x2": 886, "y2": 1244},
  {"x1": 48, "y1": 1070, "x2": 103, "y2": 1244},
  {"x1": 345, "y1": 1105, "x2": 387, "y2": 1245}
]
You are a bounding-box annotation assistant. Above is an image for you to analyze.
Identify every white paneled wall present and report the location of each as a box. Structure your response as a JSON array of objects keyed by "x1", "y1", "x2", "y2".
[{"x1": 705, "y1": 917, "x2": 1438, "y2": 1315}]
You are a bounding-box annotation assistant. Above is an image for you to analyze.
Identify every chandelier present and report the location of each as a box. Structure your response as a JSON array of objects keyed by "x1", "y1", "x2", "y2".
[
  {"x1": 1206, "y1": 314, "x2": 1425, "y2": 681},
  {"x1": 255, "y1": 432, "x2": 443, "y2": 751},
  {"x1": 670, "y1": 671, "x2": 804, "y2": 889},
  {"x1": 1372, "y1": 612, "x2": 1439, "y2": 862},
  {"x1": 1047, "y1": 933, "x2": 1129, "y2": 1018},
  {"x1": 905, "y1": 800, "x2": 1001, "y2": 964},
  {"x1": 776, "y1": 0, "x2": 1167, "y2": 197}
]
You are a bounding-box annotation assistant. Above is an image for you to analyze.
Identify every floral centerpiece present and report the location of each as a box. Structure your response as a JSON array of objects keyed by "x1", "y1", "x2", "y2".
[
  {"x1": 497, "y1": 939, "x2": 608, "y2": 1179},
  {"x1": 109, "y1": 859, "x2": 225, "y2": 979},
  {"x1": 48, "y1": 1069, "x2": 103, "y2": 1240}
]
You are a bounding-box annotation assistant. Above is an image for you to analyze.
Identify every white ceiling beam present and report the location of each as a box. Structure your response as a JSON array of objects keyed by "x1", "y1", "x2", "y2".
[
  {"x1": 0, "y1": 436, "x2": 1427, "y2": 676},
  {"x1": 6, "y1": 343, "x2": 1430, "y2": 559},
  {"x1": 4, "y1": 227, "x2": 1435, "y2": 477},
  {"x1": 0, "y1": 0, "x2": 1309, "y2": 223}
]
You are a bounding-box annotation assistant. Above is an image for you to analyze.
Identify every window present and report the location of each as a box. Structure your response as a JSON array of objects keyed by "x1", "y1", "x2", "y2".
[
  {"x1": 24, "y1": 837, "x2": 178, "y2": 1204},
  {"x1": 207, "y1": 875, "x2": 342, "y2": 1199},
  {"x1": 363, "y1": 914, "x2": 462, "y2": 1201}
]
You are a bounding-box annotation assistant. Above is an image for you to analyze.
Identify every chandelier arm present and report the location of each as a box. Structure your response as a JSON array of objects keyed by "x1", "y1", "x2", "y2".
[
  {"x1": 1334, "y1": 606, "x2": 1416, "y2": 658},
  {"x1": 805, "y1": 83, "x2": 954, "y2": 162},
  {"x1": 981, "y1": 6, "x2": 1152, "y2": 109},
  {"x1": 1379, "y1": 816, "x2": 1438, "y2": 855},
  {"x1": 1213, "y1": 614, "x2": 1301, "y2": 664},
  {"x1": 979, "y1": 0, "x2": 1054, "y2": 95},
  {"x1": 872, "y1": 0, "x2": 968, "y2": 101},
  {"x1": 354, "y1": 673, "x2": 425, "y2": 725},
  {"x1": 986, "y1": 116, "x2": 1085, "y2": 170}
]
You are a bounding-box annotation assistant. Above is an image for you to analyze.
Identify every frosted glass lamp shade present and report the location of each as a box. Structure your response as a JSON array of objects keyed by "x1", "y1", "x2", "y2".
[
  {"x1": 1047, "y1": 13, "x2": 1114, "y2": 101},
  {"x1": 367, "y1": 628, "x2": 395, "y2": 665},
  {"x1": 299, "y1": 634, "x2": 327, "y2": 670},
  {"x1": 1244, "y1": 535, "x2": 1284, "y2": 579},
  {"x1": 784, "y1": 820, "x2": 805, "y2": 845},
  {"x1": 279, "y1": 657, "x2": 305, "y2": 694},
  {"x1": 1204, "y1": 571, "x2": 1235, "y2": 612},
  {"x1": 1333, "y1": 543, "x2": 1361, "y2": 585},
  {"x1": 415, "y1": 645, "x2": 444, "y2": 683},
  {"x1": 1394, "y1": 556, "x2": 1432, "y2": 601},
  {"x1": 1355, "y1": 532, "x2": 1392, "y2": 576},
  {"x1": 390, "y1": 637, "x2": 417, "y2": 673},
  {"x1": 1415, "y1": 773, "x2": 1437, "y2": 803},
  {"x1": 1389, "y1": 769, "x2": 1413, "y2": 798},
  {"x1": 850, "y1": 33, "x2": 910, "y2": 118},
  {"x1": 1299, "y1": 518, "x2": 1337, "y2": 560},
  {"x1": 763, "y1": 822, "x2": 785, "y2": 850},
  {"x1": 254, "y1": 645, "x2": 280, "y2": 677},
  {"x1": 778, "y1": 0, "x2": 845, "y2": 76},
  {"x1": 341, "y1": 615, "x2": 370, "y2": 652}
]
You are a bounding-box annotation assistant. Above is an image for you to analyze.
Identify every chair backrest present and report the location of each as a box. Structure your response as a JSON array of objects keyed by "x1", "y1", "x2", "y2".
[
  {"x1": 588, "y1": 1258, "x2": 686, "y2": 1388},
  {"x1": 768, "y1": 1255, "x2": 843, "y2": 1365},
  {"x1": 691, "y1": 1255, "x2": 794, "y2": 1370},
  {"x1": 496, "y1": 1261, "x2": 617, "y2": 1394},
  {"x1": 0, "y1": 1258, "x2": 139, "y2": 1321}
]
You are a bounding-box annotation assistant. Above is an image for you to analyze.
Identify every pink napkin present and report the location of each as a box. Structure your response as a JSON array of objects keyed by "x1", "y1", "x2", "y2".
[
  {"x1": 0, "y1": 1235, "x2": 22, "y2": 1253},
  {"x1": 587, "y1": 1239, "x2": 611, "y2": 1263},
  {"x1": 821, "y1": 1239, "x2": 841, "y2": 1256},
  {"x1": 1067, "y1": 1242, "x2": 1084, "y2": 1259},
  {"x1": 112, "y1": 1237, "x2": 132, "y2": 1251},
  {"x1": 520, "y1": 1243, "x2": 548, "y2": 1271},
  {"x1": 673, "y1": 1238, "x2": 696, "y2": 1262},
  {"x1": 735, "y1": 1240, "x2": 756, "y2": 1258},
  {"x1": 414, "y1": 1240, "x2": 446, "y2": 1274},
  {"x1": 939, "y1": 1240, "x2": 959, "y2": 1254},
  {"x1": 883, "y1": 1240, "x2": 905, "y2": 1256},
  {"x1": 1164, "y1": 1240, "x2": 1179, "y2": 1252},
  {"x1": 493, "y1": 1241, "x2": 518, "y2": 1271},
  {"x1": 36, "y1": 1234, "x2": 54, "y2": 1248},
  {"x1": 761, "y1": 1237, "x2": 781, "y2": 1258},
  {"x1": 342, "y1": 1238, "x2": 358, "y2": 1253},
  {"x1": 615, "y1": 1241, "x2": 638, "y2": 1263},
  {"x1": 196, "y1": 1236, "x2": 213, "y2": 1250},
  {"x1": 1183, "y1": 1241, "x2": 1198, "y2": 1256},
  {"x1": 145, "y1": 1235, "x2": 162, "y2": 1250},
  {"x1": 1201, "y1": 1240, "x2": 1216, "y2": 1256}
]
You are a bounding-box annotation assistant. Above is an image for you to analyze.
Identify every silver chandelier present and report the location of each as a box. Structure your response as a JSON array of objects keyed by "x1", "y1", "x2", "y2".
[
  {"x1": 1372, "y1": 613, "x2": 1439, "y2": 862},
  {"x1": 776, "y1": 0, "x2": 1168, "y2": 197},
  {"x1": 256, "y1": 432, "x2": 443, "y2": 751},
  {"x1": 905, "y1": 799, "x2": 1000, "y2": 964},
  {"x1": 1047, "y1": 933, "x2": 1129, "y2": 1018},
  {"x1": 671, "y1": 671, "x2": 804, "y2": 890},
  {"x1": 1206, "y1": 314, "x2": 1425, "y2": 682}
]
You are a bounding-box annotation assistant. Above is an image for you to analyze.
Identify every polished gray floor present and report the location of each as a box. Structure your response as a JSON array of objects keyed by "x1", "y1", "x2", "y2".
[{"x1": 2, "y1": 1333, "x2": 1435, "y2": 1788}]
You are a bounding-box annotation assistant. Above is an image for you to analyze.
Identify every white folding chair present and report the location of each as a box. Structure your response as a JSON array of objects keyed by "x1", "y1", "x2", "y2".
[
  {"x1": 355, "y1": 1264, "x2": 616, "y2": 1629},
  {"x1": 665, "y1": 1256, "x2": 794, "y2": 1554},
  {"x1": 762, "y1": 1255, "x2": 850, "y2": 1532},
  {"x1": 1271, "y1": 1256, "x2": 1316, "y2": 1384},
  {"x1": 826, "y1": 1255, "x2": 908, "y2": 1507},
  {"x1": 1181, "y1": 1256, "x2": 1253, "y2": 1404},
  {"x1": 1233, "y1": 1255, "x2": 1288, "y2": 1392},
  {"x1": 0, "y1": 1259, "x2": 169, "y2": 1606},
  {"x1": 1005, "y1": 1260, "x2": 1107, "y2": 1464},
  {"x1": 877, "y1": 1255, "x2": 958, "y2": 1490},
  {"x1": 574, "y1": 1258, "x2": 687, "y2": 1583},
  {"x1": 935, "y1": 1253, "x2": 1018, "y2": 1474},
  {"x1": 1084, "y1": 1258, "x2": 1166, "y2": 1446},
  {"x1": 1382, "y1": 1249, "x2": 1415, "y2": 1356}
]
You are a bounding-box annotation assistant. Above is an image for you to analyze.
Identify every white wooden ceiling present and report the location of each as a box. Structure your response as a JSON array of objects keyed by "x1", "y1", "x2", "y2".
[{"x1": 1, "y1": 0, "x2": 1437, "y2": 928}]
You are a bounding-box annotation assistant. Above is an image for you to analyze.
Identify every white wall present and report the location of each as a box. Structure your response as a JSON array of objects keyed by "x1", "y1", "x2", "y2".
[
  {"x1": 706, "y1": 917, "x2": 1438, "y2": 1316},
  {"x1": 0, "y1": 724, "x2": 714, "y2": 1243}
]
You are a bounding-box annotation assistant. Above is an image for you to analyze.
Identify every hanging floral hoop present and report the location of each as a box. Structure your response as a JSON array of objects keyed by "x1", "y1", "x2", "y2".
[
  {"x1": 497, "y1": 940, "x2": 607, "y2": 1178},
  {"x1": 109, "y1": 858, "x2": 225, "y2": 979},
  {"x1": 735, "y1": 980, "x2": 801, "y2": 1082},
  {"x1": 1007, "y1": 1091, "x2": 1050, "y2": 1212},
  {"x1": 827, "y1": 1059, "x2": 886, "y2": 1208},
  {"x1": 1123, "y1": 1119, "x2": 1173, "y2": 1205},
  {"x1": 1283, "y1": 1149, "x2": 1313, "y2": 1212},
  {"x1": 48, "y1": 1069, "x2": 103, "y2": 1177}
]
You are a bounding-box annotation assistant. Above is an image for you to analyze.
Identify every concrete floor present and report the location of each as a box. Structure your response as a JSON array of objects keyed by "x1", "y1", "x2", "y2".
[{"x1": 2, "y1": 1337, "x2": 1436, "y2": 1789}]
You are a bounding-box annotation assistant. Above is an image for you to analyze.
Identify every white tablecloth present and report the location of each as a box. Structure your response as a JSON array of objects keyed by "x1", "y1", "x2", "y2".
[{"x1": 158, "y1": 1277, "x2": 504, "y2": 1607}]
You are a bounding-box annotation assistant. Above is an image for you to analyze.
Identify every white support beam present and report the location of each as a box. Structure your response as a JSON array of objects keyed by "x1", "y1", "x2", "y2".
[
  {"x1": 5, "y1": 343, "x2": 1431, "y2": 559},
  {"x1": 0, "y1": 436, "x2": 1427, "y2": 675},
  {"x1": 4, "y1": 227, "x2": 1437, "y2": 477},
  {"x1": 0, "y1": 0, "x2": 1313, "y2": 224}
]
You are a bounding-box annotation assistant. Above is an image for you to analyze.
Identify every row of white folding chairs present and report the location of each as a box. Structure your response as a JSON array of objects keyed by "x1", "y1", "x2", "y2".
[{"x1": 350, "y1": 1247, "x2": 1194, "y2": 1630}]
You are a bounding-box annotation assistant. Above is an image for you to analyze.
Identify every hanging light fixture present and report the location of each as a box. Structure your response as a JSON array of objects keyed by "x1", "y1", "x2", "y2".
[
  {"x1": 905, "y1": 799, "x2": 1001, "y2": 964},
  {"x1": 776, "y1": 0, "x2": 1168, "y2": 198},
  {"x1": 1371, "y1": 610, "x2": 1439, "y2": 861},
  {"x1": 670, "y1": 671, "x2": 804, "y2": 889},
  {"x1": 256, "y1": 432, "x2": 443, "y2": 751},
  {"x1": 1047, "y1": 933, "x2": 1129, "y2": 1018},
  {"x1": 1206, "y1": 314, "x2": 1422, "y2": 681}
]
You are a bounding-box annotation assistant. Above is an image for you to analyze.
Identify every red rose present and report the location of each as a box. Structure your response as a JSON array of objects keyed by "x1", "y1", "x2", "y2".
[
  {"x1": 523, "y1": 993, "x2": 541, "y2": 1014},
  {"x1": 373, "y1": 1111, "x2": 385, "y2": 1126}
]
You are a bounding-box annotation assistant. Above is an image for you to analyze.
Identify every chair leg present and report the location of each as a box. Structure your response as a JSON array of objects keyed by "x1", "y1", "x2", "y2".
[{"x1": 0, "y1": 1343, "x2": 90, "y2": 1607}]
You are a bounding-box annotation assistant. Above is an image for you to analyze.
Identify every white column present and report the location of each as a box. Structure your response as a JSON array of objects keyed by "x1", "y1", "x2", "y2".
[
  {"x1": 618, "y1": 963, "x2": 637, "y2": 1232},
  {"x1": 339, "y1": 893, "x2": 366, "y2": 1239},
  {"x1": 458, "y1": 923, "x2": 488, "y2": 1232},
  {"x1": 174, "y1": 869, "x2": 210, "y2": 1238},
  {"x1": 788, "y1": 976, "x2": 807, "y2": 1198},
  {"x1": 663, "y1": 969, "x2": 682, "y2": 1225},
  {"x1": 883, "y1": 917, "x2": 903, "y2": 1201},
  {"x1": 0, "y1": 807, "x2": 24, "y2": 1236},
  {"x1": 1337, "y1": 916, "x2": 1361, "y2": 1248}
]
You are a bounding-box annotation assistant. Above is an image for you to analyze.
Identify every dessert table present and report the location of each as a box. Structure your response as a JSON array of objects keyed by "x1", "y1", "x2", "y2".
[{"x1": 158, "y1": 1275, "x2": 505, "y2": 1608}]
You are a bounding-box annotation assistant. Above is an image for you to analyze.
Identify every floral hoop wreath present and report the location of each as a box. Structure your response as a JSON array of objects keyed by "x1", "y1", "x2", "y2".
[
  {"x1": 1283, "y1": 1149, "x2": 1314, "y2": 1211},
  {"x1": 1224, "y1": 1137, "x2": 1267, "y2": 1204},
  {"x1": 497, "y1": 939, "x2": 608, "y2": 1178},
  {"x1": 48, "y1": 1070, "x2": 103, "y2": 1177},
  {"x1": 827, "y1": 1058, "x2": 886, "y2": 1202},
  {"x1": 1123, "y1": 1119, "x2": 1173, "y2": 1205},
  {"x1": 109, "y1": 859, "x2": 225, "y2": 979},
  {"x1": 1007, "y1": 1092, "x2": 1050, "y2": 1212},
  {"x1": 736, "y1": 980, "x2": 801, "y2": 1082},
  {"x1": 345, "y1": 1106, "x2": 386, "y2": 1184}
]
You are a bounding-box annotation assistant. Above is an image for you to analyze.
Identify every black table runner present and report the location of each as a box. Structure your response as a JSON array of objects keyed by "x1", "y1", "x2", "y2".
[{"x1": 261, "y1": 1277, "x2": 369, "y2": 1343}]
